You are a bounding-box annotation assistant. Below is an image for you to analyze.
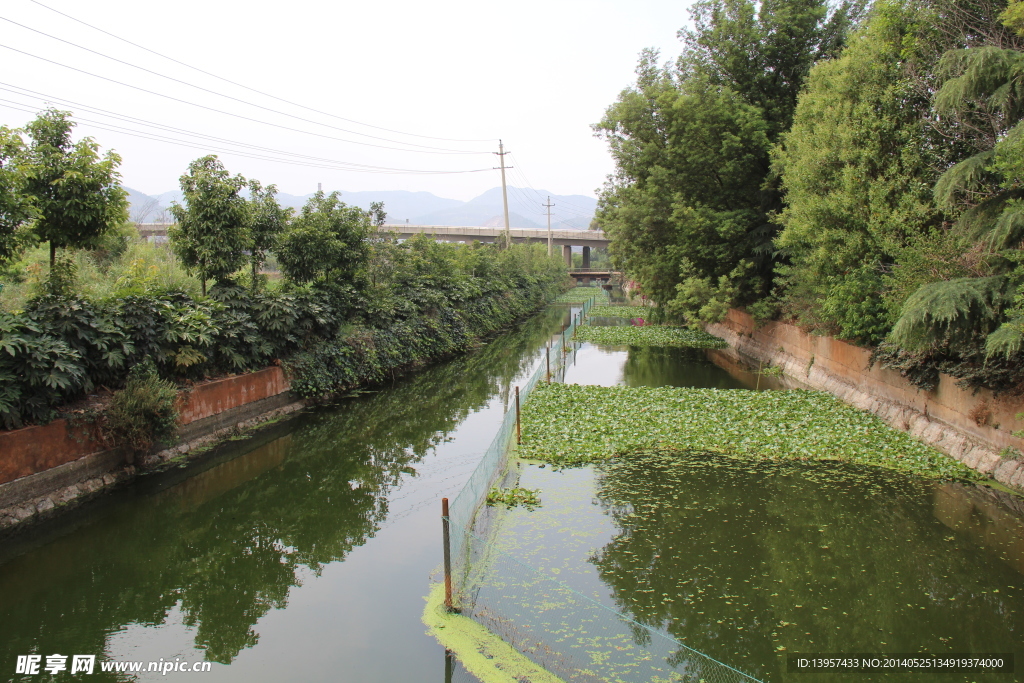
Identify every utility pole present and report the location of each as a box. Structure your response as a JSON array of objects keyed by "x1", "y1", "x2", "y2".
[
  {"x1": 494, "y1": 140, "x2": 512, "y2": 248},
  {"x1": 543, "y1": 196, "x2": 555, "y2": 256}
]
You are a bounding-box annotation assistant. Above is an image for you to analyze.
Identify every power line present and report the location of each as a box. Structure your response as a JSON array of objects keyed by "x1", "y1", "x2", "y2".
[
  {"x1": 0, "y1": 43, "x2": 487, "y2": 156},
  {"x1": 0, "y1": 16, "x2": 487, "y2": 154},
  {"x1": 507, "y1": 152, "x2": 598, "y2": 214},
  {"x1": 0, "y1": 83, "x2": 486, "y2": 173},
  {"x1": 0, "y1": 99, "x2": 492, "y2": 175},
  {"x1": 27, "y1": 0, "x2": 494, "y2": 144}
]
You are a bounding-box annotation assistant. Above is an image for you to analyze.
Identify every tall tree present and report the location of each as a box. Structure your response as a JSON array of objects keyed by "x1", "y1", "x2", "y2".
[
  {"x1": 245, "y1": 180, "x2": 291, "y2": 293},
  {"x1": 0, "y1": 126, "x2": 32, "y2": 264},
  {"x1": 773, "y1": 0, "x2": 946, "y2": 343},
  {"x1": 20, "y1": 109, "x2": 128, "y2": 267},
  {"x1": 888, "y1": 8, "x2": 1024, "y2": 360},
  {"x1": 595, "y1": 0, "x2": 861, "y2": 322},
  {"x1": 168, "y1": 156, "x2": 248, "y2": 296},
  {"x1": 276, "y1": 191, "x2": 372, "y2": 315}
]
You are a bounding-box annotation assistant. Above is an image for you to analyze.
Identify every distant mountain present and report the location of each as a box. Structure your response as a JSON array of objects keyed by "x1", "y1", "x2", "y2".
[
  {"x1": 123, "y1": 186, "x2": 596, "y2": 228},
  {"x1": 273, "y1": 190, "x2": 464, "y2": 221}
]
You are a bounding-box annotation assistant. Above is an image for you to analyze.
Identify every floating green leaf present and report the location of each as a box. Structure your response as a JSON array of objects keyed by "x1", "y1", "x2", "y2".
[{"x1": 574, "y1": 325, "x2": 727, "y2": 349}]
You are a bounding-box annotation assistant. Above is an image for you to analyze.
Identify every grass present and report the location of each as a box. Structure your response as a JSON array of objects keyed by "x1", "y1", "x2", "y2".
[
  {"x1": 518, "y1": 383, "x2": 981, "y2": 480},
  {"x1": 574, "y1": 325, "x2": 727, "y2": 349},
  {"x1": 1, "y1": 239, "x2": 201, "y2": 311}
]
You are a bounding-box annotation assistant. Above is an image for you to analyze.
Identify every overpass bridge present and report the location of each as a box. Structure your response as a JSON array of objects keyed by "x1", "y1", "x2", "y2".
[
  {"x1": 379, "y1": 225, "x2": 609, "y2": 266},
  {"x1": 136, "y1": 222, "x2": 613, "y2": 268}
]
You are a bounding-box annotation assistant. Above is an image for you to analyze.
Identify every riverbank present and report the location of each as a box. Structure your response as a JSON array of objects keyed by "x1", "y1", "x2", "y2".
[
  {"x1": 705, "y1": 309, "x2": 1024, "y2": 494},
  {"x1": 0, "y1": 284, "x2": 569, "y2": 535}
]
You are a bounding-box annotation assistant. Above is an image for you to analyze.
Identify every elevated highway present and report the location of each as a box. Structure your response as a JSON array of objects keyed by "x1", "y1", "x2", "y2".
[{"x1": 378, "y1": 225, "x2": 609, "y2": 266}]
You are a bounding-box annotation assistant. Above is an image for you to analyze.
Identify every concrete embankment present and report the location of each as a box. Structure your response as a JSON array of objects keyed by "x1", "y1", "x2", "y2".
[
  {"x1": 0, "y1": 366, "x2": 303, "y2": 532},
  {"x1": 706, "y1": 309, "x2": 1024, "y2": 494}
]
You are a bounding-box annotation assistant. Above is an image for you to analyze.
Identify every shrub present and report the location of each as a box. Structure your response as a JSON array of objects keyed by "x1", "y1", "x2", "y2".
[{"x1": 104, "y1": 360, "x2": 179, "y2": 453}]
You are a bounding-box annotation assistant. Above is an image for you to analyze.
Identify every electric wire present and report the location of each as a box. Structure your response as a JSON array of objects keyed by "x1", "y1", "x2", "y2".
[
  {"x1": 0, "y1": 84, "x2": 488, "y2": 174},
  {"x1": 0, "y1": 99, "x2": 492, "y2": 175},
  {"x1": 0, "y1": 43, "x2": 485, "y2": 156},
  {"x1": 508, "y1": 152, "x2": 598, "y2": 215},
  {"x1": 0, "y1": 16, "x2": 487, "y2": 154},
  {"x1": 27, "y1": 0, "x2": 494, "y2": 144}
]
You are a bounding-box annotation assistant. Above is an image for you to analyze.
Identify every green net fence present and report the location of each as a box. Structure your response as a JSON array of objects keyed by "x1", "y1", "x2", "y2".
[{"x1": 442, "y1": 296, "x2": 763, "y2": 683}]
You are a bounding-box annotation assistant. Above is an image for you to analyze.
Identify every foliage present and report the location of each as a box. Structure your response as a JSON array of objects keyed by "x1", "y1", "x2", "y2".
[
  {"x1": 589, "y1": 305, "x2": 656, "y2": 318},
  {"x1": 276, "y1": 190, "x2": 372, "y2": 315},
  {"x1": 518, "y1": 383, "x2": 979, "y2": 480},
  {"x1": 574, "y1": 324, "x2": 727, "y2": 349},
  {"x1": 486, "y1": 486, "x2": 541, "y2": 510},
  {"x1": 103, "y1": 359, "x2": 179, "y2": 452},
  {"x1": 0, "y1": 308, "x2": 85, "y2": 428},
  {"x1": 773, "y1": 0, "x2": 944, "y2": 341},
  {"x1": 245, "y1": 180, "x2": 290, "y2": 293},
  {"x1": 0, "y1": 126, "x2": 32, "y2": 264},
  {"x1": 168, "y1": 155, "x2": 248, "y2": 296},
  {"x1": 595, "y1": 0, "x2": 861, "y2": 318},
  {"x1": 886, "y1": 31, "x2": 1024, "y2": 361},
  {"x1": 286, "y1": 253, "x2": 563, "y2": 400},
  {"x1": 18, "y1": 109, "x2": 128, "y2": 267}
]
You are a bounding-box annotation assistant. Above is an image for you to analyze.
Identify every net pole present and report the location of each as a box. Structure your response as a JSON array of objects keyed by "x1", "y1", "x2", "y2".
[
  {"x1": 515, "y1": 386, "x2": 521, "y2": 445},
  {"x1": 546, "y1": 343, "x2": 550, "y2": 383},
  {"x1": 442, "y1": 497, "x2": 453, "y2": 611}
]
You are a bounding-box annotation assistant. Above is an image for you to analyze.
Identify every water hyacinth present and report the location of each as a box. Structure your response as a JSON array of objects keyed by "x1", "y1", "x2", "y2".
[
  {"x1": 588, "y1": 305, "x2": 657, "y2": 319},
  {"x1": 574, "y1": 325, "x2": 728, "y2": 349},
  {"x1": 553, "y1": 287, "x2": 610, "y2": 303},
  {"x1": 518, "y1": 383, "x2": 980, "y2": 480}
]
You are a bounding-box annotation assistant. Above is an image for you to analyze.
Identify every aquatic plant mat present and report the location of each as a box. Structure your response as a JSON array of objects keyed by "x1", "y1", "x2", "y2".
[
  {"x1": 554, "y1": 287, "x2": 611, "y2": 303},
  {"x1": 422, "y1": 583, "x2": 566, "y2": 683},
  {"x1": 484, "y1": 453, "x2": 1024, "y2": 682},
  {"x1": 588, "y1": 305, "x2": 656, "y2": 319},
  {"x1": 432, "y1": 298, "x2": 764, "y2": 683},
  {"x1": 574, "y1": 325, "x2": 727, "y2": 350},
  {"x1": 518, "y1": 384, "x2": 980, "y2": 479}
]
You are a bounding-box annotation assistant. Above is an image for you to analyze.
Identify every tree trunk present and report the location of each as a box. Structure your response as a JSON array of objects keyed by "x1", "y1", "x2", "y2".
[{"x1": 49, "y1": 241, "x2": 56, "y2": 269}]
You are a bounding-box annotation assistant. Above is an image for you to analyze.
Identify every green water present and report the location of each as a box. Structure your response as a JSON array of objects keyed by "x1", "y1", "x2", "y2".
[
  {"x1": 2, "y1": 303, "x2": 1021, "y2": 682},
  {"x1": 481, "y1": 434, "x2": 1024, "y2": 680}
]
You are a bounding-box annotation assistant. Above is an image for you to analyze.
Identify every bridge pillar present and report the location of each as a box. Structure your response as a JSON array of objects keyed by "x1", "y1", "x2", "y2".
[
  {"x1": 582, "y1": 246, "x2": 591, "y2": 269},
  {"x1": 563, "y1": 245, "x2": 572, "y2": 267}
]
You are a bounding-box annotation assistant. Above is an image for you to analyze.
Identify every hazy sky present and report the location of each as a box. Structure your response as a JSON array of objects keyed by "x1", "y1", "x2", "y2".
[{"x1": 0, "y1": 0, "x2": 693, "y2": 216}]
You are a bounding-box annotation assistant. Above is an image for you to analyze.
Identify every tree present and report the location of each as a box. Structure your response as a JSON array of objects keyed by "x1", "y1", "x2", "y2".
[
  {"x1": 20, "y1": 109, "x2": 128, "y2": 267},
  {"x1": 595, "y1": 0, "x2": 861, "y2": 323},
  {"x1": 168, "y1": 156, "x2": 248, "y2": 296},
  {"x1": 889, "y1": 22, "x2": 1024, "y2": 359},
  {"x1": 276, "y1": 190, "x2": 372, "y2": 313},
  {"x1": 245, "y1": 180, "x2": 291, "y2": 293},
  {"x1": 0, "y1": 126, "x2": 32, "y2": 264},
  {"x1": 773, "y1": 0, "x2": 946, "y2": 342}
]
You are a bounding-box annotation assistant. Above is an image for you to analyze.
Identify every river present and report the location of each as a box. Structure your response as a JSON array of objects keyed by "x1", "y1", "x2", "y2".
[{"x1": 1, "y1": 303, "x2": 1021, "y2": 682}]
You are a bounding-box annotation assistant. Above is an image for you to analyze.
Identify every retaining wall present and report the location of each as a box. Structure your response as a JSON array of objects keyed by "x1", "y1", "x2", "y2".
[
  {"x1": 0, "y1": 366, "x2": 301, "y2": 531},
  {"x1": 707, "y1": 309, "x2": 1024, "y2": 493}
]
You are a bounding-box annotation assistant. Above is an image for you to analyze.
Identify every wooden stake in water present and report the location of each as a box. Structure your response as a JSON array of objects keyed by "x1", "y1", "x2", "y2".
[
  {"x1": 441, "y1": 497, "x2": 453, "y2": 611},
  {"x1": 515, "y1": 386, "x2": 522, "y2": 444}
]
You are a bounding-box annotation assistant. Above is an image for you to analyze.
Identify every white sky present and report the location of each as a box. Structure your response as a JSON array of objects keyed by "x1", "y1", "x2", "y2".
[{"x1": 0, "y1": 0, "x2": 693, "y2": 205}]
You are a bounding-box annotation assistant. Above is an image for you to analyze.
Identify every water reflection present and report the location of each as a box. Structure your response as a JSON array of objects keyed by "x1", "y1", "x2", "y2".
[
  {"x1": 588, "y1": 452, "x2": 1024, "y2": 681},
  {"x1": 0, "y1": 305, "x2": 570, "y2": 678}
]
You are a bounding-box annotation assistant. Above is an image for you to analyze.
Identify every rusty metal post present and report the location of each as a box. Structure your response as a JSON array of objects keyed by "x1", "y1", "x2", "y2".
[
  {"x1": 515, "y1": 386, "x2": 521, "y2": 445},
  {"x1": 441, "y1": 497, "x2": 453, "y2": 611},
  {"x1": 546, "y1": 342, "x2": 550, "y2": 383}
]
